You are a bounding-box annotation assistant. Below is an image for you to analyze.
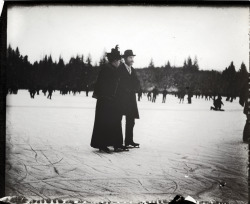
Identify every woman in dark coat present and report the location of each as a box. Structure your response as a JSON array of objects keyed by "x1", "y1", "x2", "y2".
[{"x1": 90, "y1": 46, "x2": 128, "y2": 153}]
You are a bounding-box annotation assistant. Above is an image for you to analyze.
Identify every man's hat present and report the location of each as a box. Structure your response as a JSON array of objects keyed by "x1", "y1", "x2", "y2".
[
  {"x1": 122, "y1": 50, "x2": 136, "y2": 58},
  {"x1": 106, "y1": 45, "x2": 122, "y2": 60}
]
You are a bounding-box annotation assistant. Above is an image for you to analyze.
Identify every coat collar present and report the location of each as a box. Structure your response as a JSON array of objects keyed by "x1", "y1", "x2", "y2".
[
  {"x1": 123, "y1": 62, "x2": 133, "y2": 69},
  {"x1": 121, "y1": 62, "x2": 133, "y2": 74}
]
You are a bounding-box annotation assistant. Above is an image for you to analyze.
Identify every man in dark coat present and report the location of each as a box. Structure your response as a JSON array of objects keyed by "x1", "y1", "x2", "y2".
[
  {"x1": 91, "y1": 45, "x2": 128, "y2": 153},
  {"x1": 117, "y1": 50, "x2": 140, "y2": 148}
]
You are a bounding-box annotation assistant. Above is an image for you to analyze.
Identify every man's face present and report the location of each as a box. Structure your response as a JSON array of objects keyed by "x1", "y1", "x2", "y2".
[{"x1": 125, "y1": 56, "x2": 134, "y2": 67}]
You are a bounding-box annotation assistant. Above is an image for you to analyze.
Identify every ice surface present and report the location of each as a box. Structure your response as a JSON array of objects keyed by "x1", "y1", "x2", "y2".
[{"x1": 5, "y1": 90, "x2": 248, "y2": 203}]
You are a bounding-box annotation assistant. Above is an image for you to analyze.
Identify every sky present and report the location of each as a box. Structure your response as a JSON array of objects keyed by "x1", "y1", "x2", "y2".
[
  {"x1": 7, "y1": 5, "x2": 249, "y2": 71},
  {"x1": 0, "y1": 0, "x2": 3, "y2": 15}
]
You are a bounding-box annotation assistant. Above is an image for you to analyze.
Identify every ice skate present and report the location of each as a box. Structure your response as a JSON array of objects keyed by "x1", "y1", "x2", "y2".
[
  {"x1": 114, "y1": 145, "x2": 129, "y2": 152},
  {"x1": 125, "y1": 142, "x2": 140, "y2": 148}
]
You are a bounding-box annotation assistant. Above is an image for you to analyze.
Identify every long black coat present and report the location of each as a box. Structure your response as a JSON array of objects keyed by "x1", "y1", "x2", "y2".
[
  {"x1": 90, "y1": 63, "x2": 123, "y2": 148},
  {"x1": 116, "y1": 63, "x2": 140, "y2": 119}
]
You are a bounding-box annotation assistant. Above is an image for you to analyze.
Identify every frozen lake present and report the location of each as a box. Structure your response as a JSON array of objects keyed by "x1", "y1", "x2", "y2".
[{"x1": 5, "y1": 90, "x2": 248, "y2": 203}]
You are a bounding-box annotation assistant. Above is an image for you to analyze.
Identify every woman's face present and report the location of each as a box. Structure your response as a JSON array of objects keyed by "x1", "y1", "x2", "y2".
[{"x1": 112, "y1": 59, "x2": 121, "y2": 68}]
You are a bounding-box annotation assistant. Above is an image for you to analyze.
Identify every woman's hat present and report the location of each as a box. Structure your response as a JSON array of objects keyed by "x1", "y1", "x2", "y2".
[
  {"x1": 106, "y1": 45, "x2": 122, "y2": 60},
  {"x1": 122, "y1": 50, "x2": 136, "y2": 58}
]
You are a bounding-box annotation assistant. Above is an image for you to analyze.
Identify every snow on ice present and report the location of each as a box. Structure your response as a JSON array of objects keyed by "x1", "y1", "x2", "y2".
[{"x1": 5, "y1": 90, "x2": 248, "y2": 203}]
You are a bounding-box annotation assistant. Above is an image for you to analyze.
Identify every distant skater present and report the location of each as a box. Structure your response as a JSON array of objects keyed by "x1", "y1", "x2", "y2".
[
  {"x1": 147, "y1": 91, "x2": 152, "y2": 101},
  {"x1": 29, "y1": 88, "x2": 36, "y2": 99},
  {"x1": 179, "y1": 90, "x2": 185, "y2": 103},
  {"x1": 205, "y1": 94, "x2": 208, "y2": 101},
  {"x1": 187, "y1": 88, "x2": 193, "y2": 104},
  {"x1": 42, "y1": 88, "x2": 47, "y2": 96},
  {"x1": 47, "y1": 85, "x2": 53, "y2": 99},
  {"x1": 86, "y1": 85, "x2": 89, "y2": 97},
  {"x1": 210, "y1": 95, "x2": 224, "y2": 111},
  {"x1": 138, "y1": 88, "x2": 143, "y2": 101},
  {"x1": 152, "y1": 87, "x2": 158, "y2": 103},
  {"x1": 162, "y1": 88, "x2": 168, "y2": 103}
]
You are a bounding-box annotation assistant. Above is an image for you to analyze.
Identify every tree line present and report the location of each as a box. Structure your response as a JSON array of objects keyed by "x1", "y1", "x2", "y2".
[{"x1": 6, "y1": 45, "x2": 249, "y2": 102}]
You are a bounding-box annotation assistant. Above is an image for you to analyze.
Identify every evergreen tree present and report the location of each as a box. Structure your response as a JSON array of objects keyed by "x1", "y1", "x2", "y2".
[
  {"x1": 187, "y1": 56, "x2": 192, "y2": 68},
  {"x1": 148, "y1": 58, "x2": 155, "y2": 68},
  {"x1": 86, "y1": 54, "x2": 92, "y2": 67},
  {"x1": 165, "y1": 60, "x2": 171, "y2": 69},
  {"x1": 193, "y1": 56, "x2": 199, "y2": 71},
  {"x1": 15, "y1": 47, "x2": 20, "y2": 58},
  {"x1": 239, "y1": 62, "x2": 248, "y2": 74},
  {"x1": 183, "y1": 60, "x2": 187, "y2": 69},
  {"x1": 99, "y1": 52, "x2": 107, "y2": 66}
]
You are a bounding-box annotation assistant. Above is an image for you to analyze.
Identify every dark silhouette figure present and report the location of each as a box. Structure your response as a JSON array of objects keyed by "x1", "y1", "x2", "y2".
[
  {"x1": 86, "y1": 85, "x2": 89, "y2": 97},
  {"x1": 209, "y1": 94, "x2": 213, "y2": 101},
  {"x1": 205, "y1": 94, "x2": 208, "y2": 101},
  {"x1": 29, "y1": 88, "x2": 36, "y2": 99},
  {"x1": 162, "y1": 88, "x2": 168, "y2": 103},
  {"x1": 210, "y1": 95, "x2": 224, "y2": 111},
  {"x1": 243, "y1": 99, "x2": 249, "y2": 143},
  {"x1": 60, "y1": 85, "x2": 69, "y2": 95},
  {"x1": 187, "y1": 88, "x2": 193, "y2": 104},
  {"x1": 239, "y1": 83, "x2": 249, "y2": 143},
  {"x1": 36, "y1": 86, "x2": 40, "y2": 95},
  {"x1": 178, "y1": 89, "x2": 185, "y2": 103},
  {"x1": 42, "y1": 88, "x2": 47, "y2": 96},
  {"x1": 47, "y1": 85, "x2": 53, "y2": 99},
  {"x1": 147, "y1": 91, "x2": 152, "y2": 101},
  {"x1": 138, "y1": 88, "x2": 143, "y2": 101},
  {"x1": 152, "y1": 87, "x2": 158, "y2": 103},
  {"x1": 226, "y1": 94, "x2": 235, "y2": 102}
]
